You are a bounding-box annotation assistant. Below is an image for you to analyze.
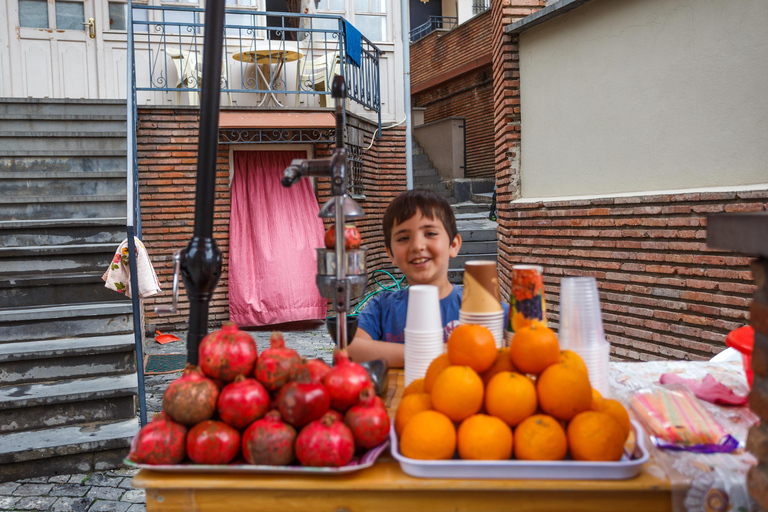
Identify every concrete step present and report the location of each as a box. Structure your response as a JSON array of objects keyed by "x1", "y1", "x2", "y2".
[
  {"x1": 0, "y1": 417, "x2": 139, "y2": 483},
  {"x1": 0, "y1": 172, "x2": 126, "y2": 198},
  {"x1": 412, "y1": 165, "x2": 439, "y2": 176},
  {"x1": 0, "y1": 302, "x2": 133, "y2": 343},
  {"x1": 457, "y1": 241, "x2": 497, "y2": 254},
  {"x1": 450, "y1": 252, "x2": 498, "y2": 268},
  {"x1": 452, "y1": 201, "x2": 491, "y2": 215},
  {"x1": 0, "y1": 246, "x2": 116, "y2": 275},
  {"x1": 0, "y1": 217, "x2": 126, "y2": 248},
  {"x1": 457, "y1": 227, "x2": 497, "y2": 242},
  {"x1": 0, "y1": 156, "x2": 127, "y2": 174},
  {"x1": 0, "y1": 149, "x2": 127, "y2": 157},
  {"x1": 0, "y1": 272, "x2": 128, "y2": 309},
  {"x1": 414, "y1": 174, "x2": 442, "y2": 185},
  {"x1": 472, "y1": 192, "x2": 494, "y2": 204},
  {"x1": 413, "y1": 182, "x2": 451, "y2": 197},
  {"x1": 0, "y1": 373, "x2": 137, "y2": 411},
  {"x1": 0, "y1": 116, "x2": 126, "y2": 133},
  {"x1": 0, "y1": 195, "x2": 126, "y2": 221},
  {"x1": 0, "y1": 98, "x2": 127, "y2": 117},
  {"x1": 0, "y1": 133, "x2": 127, "y2": 153},
  {"x1": 448, "y1": 269, "x2": 465, "y2": 285}
]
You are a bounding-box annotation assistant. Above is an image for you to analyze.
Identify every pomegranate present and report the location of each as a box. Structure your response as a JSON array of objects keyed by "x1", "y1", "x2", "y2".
[
  {"x1": 162, "y1": 364, "x2": 219, "y2": 426},
  {"x1": 199, "y1": 323, "x2": 258, "y2": 382},
  {"x1": 254, "y1": 332, "x2": 302, "y2": 391},
  {"x1": 241, "y1": 410, "x2": 297, "y2": 465},
  {"x1": 278, "y1": 365, "x2": 330, "y2": 428},
  {"x1": 325, "y1": 409, "x2": 343, "y2": 423},
  {"x1": 323, "y1": 350, "x2": 372, "y2": 412},
  {"x1": 186, "y1": 420, "x2": 240, "y2": 465},
  {"x1": 295, "y1": 412, "x2": 355, "y2": 467},
  {"x1": 217, "y1": 375, "x2": 270, "y2": 429},
  {"x1": 344, "y1": 385, "x2": 390, "y2": 450},
  {"x1": 128, "y1": 412, "x2": 186, "y2": 465},
  {"x1": 324, "y1": 224, "x2": 362, "y2": 250},
  {"x1": 305, "y1": 358, "x2": 332, "y2": 384}
]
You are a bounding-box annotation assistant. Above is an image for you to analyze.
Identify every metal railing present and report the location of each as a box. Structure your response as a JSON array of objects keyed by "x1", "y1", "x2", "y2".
[
  {"x1": 130, "y1": 4, "x2": 380, "y2": 127},
  {"x1": 409, "y1": 16, "x2": 458, "y2": 43},
  {"x1": 472, "y1": 0, "x2": 490, "y2": 15}
]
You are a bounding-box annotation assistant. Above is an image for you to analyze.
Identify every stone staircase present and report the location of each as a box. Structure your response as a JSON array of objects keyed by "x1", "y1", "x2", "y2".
[
  {"x1": 448, "y1": 201, "x2": 498, "y2": 285},
  {"x1": 0, "y1": 98, "x2": 139, "y2": 482},
  {"x1": 412, "y1": 139, "x2": 453, "y2": 200}
]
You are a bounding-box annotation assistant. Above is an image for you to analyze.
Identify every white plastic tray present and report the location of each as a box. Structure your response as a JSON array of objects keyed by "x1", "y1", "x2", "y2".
[
  {"x1": 124, "y1": 439, "x2": 389, "y2": 475},
  {"x1": 390, "y1": 420, "x2": 649, "y2": 480}
]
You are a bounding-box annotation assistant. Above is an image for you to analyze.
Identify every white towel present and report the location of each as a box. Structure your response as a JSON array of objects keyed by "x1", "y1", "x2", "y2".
[{"x1": 102, "y1": 237, "x2": 161, "y2": 299}]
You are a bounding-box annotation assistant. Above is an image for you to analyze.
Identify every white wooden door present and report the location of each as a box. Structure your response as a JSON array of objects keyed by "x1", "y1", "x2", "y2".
[{"x1": 6, "y1": 0, "x2": 102, "y2": 98}]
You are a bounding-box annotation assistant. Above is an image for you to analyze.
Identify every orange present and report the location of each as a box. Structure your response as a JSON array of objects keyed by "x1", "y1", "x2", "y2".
[
  {"x1": 559, "y1": 350, "x2": 588, "y2": 375},
  {"x1": 403, "y1": 378, "x2": 425, "y2": 397},
  {"x1": 431, "y1": 366, "x2": 484, "y2": 422},
  {"x1": 567, "y1": 411, "x2": 625, "y2": 461},
  {"x1": 400, "y1": 410, "x2": 457, "y2": 460},
  {"x1": 537, "y1": 363, "x2": 592, "y2": 421},
  {"x1": 514, "y1": 414, "x2": 567, "y2": 461},
  {"x1": 590, "y1": 388, "x2": 604, "y2": 411},
  {"x1": 509, "y1": 323, "x2": 559, "y2": 375},
  {"x1": 447, "y1": 324, "x2": 497, "y2": 374},
  {"x1": 394, "y1": 393, "x2": 432, "y2": 437},
  {"x1": 480, "y1": 347, "x2": 516, "y2": 386},
  {"x1": 423, "y1": 353, "x2": 451, "y2": 393},
  {"x1": 594, "y1": 399, "x2": 631, "y2": 440},
  {"x1": 457, "y1": 414, "x2": 513, "y2": 460},
  {"x1": 484, "y1": 371, "x2": 537, "y2": 427}
]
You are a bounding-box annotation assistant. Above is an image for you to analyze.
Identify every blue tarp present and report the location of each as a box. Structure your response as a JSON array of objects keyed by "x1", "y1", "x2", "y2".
[{"x1": 344, "y1": 20, "x2": 362, "y2": 67}]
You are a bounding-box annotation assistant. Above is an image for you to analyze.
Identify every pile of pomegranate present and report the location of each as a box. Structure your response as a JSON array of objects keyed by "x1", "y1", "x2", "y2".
[{"x1": 128, "y1": 323, "x2": 390, "y2": 468}]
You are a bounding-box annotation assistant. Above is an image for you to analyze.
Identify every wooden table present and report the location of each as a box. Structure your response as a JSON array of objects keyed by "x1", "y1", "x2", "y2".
[
  {"x1": 232, "y1": 42, "x2": 302, "y2": 107},
  {"x1": 132, "y1": 370, "x2": 677, "y2": 512}
]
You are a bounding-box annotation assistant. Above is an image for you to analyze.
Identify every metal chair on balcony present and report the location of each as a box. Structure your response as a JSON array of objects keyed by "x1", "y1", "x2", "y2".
[
  {"x1": 166, "y1": 48, "x2": 232, "y2": 106},
  {"x1": 297, "y1": 51, "x2": 341, "y2": 108}
]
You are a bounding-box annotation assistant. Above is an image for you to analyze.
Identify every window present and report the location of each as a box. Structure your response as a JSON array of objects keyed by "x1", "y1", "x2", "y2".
[
  {"x1": 161, "y1": 0, "x2": 201, "y2": 34},
  {"x1": 313, "y1": 0, "x2": 344, "y2": 41},
  {"x1": 19, "y1": 0, "x2": 49, "y2": 28},
  {"x1": 355, "y1": 0, "x2": 385, "y2": 41}
]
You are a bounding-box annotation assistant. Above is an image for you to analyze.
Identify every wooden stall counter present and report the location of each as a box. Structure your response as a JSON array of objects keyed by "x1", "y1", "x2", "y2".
[{"x1": 132, "y1": 370, "x2": 676, "y2": 512}]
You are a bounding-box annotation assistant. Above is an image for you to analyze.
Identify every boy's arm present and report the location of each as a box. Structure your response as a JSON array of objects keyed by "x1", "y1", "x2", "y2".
[{"x1": 347, "y1": 328, "x2": 405, "y2": 368}]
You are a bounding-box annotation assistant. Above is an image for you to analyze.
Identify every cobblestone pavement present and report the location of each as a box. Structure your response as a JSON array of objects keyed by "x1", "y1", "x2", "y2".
[{"x1": 1, "y1": 321, "x2": 333, "y2": 511}]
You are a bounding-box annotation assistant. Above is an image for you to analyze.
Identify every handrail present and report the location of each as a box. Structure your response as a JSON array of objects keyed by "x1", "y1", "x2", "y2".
[{"x1": 409, "y1": 15, "x2": 458, "y2": 43}]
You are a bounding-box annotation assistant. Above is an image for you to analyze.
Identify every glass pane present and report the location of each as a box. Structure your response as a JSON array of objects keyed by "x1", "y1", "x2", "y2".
[
  {"x1": 317, "y1": 0, "x2": 343, "y2": 11},
  {"x1": 311, "y1": 16, "x2": 340, "y2": 41},
  {"x1": 133, "y1": 6, "x2": 149, "y2": 32},
  {"x1": 19, "y1": 0, "x2": 49, "y2": 28},
  {"x1": 56, "y1": 1, "x2": 85, "y2": 30},
  {"x1": 370, "y1": 0, "x2": 385, "y2": 13},
  {"x1": 225, "y1": 12, "x2": 256, "y2": 37},
  {"x1": 163, "y1": 10, "x2": 199, "y2": 34},
  {"x1": 109, "y1": 3, "x2": 126, "y2": 30},
  {"x1": 355, "y1": 0, "x2": 384, "y2": 13},
  {"x1": 355, "y1": 14, "x2": 384, "y2": 41}
]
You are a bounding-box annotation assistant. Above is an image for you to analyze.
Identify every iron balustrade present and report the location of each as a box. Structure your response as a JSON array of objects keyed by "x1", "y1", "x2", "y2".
[
  {"x1": 472, "y1": 0, "x2": 490, "y2": 15},
  {"x1": 130, "y1": 4, "x2": 380, "y2": 131},
  {"x1": 409, "y1": 16, "x2": 458, "y2": 43}
]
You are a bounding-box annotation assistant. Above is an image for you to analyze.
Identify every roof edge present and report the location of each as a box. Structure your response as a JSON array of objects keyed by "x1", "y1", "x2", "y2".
[{"x1": 506, "y1": 0, "x2": 595, "y2": 35}]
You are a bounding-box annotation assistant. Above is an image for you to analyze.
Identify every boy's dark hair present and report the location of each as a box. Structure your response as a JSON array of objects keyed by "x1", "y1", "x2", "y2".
[{"x1": 383, "y1": 189, "x2": 459, "y2": 251}]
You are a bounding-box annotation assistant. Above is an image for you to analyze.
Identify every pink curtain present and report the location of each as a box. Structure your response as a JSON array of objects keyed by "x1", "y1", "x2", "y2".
[{"x1": 229, "y1": 150, "x2": 326, "y2": 326}]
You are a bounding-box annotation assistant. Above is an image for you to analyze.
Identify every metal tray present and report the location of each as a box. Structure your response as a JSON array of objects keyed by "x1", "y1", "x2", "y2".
[
  {"x1": 124, "y1": 439, "x2": 389, "y2": 475},
  {"x1": 390, "y1": 421, "x2": 649, "y2": 480}
]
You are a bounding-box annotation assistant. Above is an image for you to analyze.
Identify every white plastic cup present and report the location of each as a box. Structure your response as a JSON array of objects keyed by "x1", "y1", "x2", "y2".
[
  {"x1": 559, "y1": 277, "x2": 606, "y2": 350},
  {"x1": 406, "y1": 285, "x2": 442, "y2": 332},
  {"x1": 568, "y1": 342, "x2": 611, "y2": 395}
]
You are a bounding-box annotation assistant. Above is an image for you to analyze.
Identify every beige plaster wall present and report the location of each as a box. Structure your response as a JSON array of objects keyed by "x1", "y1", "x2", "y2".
[{"x1": 518, "y1": 0, "x2": 768, "y2": 198}]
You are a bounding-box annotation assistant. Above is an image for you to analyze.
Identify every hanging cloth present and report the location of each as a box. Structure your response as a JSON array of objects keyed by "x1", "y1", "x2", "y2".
[
  {"x1": 102, "y1": 237, "x2": 161, "y2": 299},
  {"x1": 344, "y1": 20, "x2": 362, "y2": 67},
  {"x1": 229, "y1": 150, "x2": 326, "y2": 326}
]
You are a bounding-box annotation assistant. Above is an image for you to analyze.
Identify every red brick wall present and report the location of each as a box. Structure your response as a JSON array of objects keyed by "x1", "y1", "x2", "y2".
[
  {"x1": 491, "y1": 2, "x2": 767, "y2": 361},
  {"x1": 411, "y1": 10, "x2": 495, "y2": 179},
  {"x1": 137, "y1": 108, "x2": 406, "y2": 330}
]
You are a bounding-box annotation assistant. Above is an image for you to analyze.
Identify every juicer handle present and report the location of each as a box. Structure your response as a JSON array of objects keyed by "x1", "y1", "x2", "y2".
[{"x1": 154, "y1": 251, "x2": 181, "y2": 314}]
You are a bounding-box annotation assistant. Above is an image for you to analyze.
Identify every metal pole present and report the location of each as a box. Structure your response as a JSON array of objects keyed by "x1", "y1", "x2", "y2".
[
  {"x1": 181, "y1": 0, "x2": 225, "y2": 365},
  {"x1": 126, "y1": 0, "x2": 147, "y2": 427},
  {"x1": 401, "y1": 0, "x2": 413, "y2": 189}
]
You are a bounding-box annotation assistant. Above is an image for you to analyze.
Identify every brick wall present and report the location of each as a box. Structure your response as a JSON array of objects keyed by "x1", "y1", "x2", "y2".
[
  {"x1": 411, "y1": 10, "x2": 495, "y2": 179},
  {"x1": 491, "y1": 2, "x2": 768, "y2": 361},
  {"x1": 136, "y1": 108, "x2": 406, "y2": 330}
]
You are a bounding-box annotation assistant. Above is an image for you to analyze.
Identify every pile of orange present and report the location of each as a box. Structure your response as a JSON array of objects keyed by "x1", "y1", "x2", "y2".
[{"x1": 396, "y1": 322, "x2": 631, "y2": 462}]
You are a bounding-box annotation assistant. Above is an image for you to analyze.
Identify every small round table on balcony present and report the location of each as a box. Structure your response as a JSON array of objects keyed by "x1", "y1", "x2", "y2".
[{"x1": 233, "y1": 43, "x2": 303, "y2": 107}]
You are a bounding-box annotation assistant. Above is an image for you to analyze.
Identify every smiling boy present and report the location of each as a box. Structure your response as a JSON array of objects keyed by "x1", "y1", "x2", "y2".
[{"x1": 348, "y1": 189, "x2": 463, "y2": 367}]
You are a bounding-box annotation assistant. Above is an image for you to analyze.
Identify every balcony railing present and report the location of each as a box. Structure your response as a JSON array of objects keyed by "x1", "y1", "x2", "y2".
[
  {"x1": 409, "y1": 16, "x2": 458, "y2": 43},
  {"x1": 129, "y1": 4, "x2": 380, "y2": 125},
  {"x1": 472, "y1": 0, "x2": 490, "y2": 15}
]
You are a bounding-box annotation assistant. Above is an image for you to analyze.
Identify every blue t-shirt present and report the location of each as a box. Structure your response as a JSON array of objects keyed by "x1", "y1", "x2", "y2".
[{"x1": 356, "y1": 286, "x2": 509, "y2": 344}]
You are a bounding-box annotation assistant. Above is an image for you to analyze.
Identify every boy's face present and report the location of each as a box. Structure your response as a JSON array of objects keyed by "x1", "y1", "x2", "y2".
[{"x1": 386, "y1": 209, "x2": 461, "y2": 290}]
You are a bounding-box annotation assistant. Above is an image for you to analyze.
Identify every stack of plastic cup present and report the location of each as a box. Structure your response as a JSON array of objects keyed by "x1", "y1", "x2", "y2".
[
  {"x1": 404, "y1": 285, "x2": 445, "y2": 386},
  {"x1": 558, "y1": 277, "x2": 611, "y2": 395},
  {"x1": 459, "y1": 261, "x2": 504, "y2": 348}
]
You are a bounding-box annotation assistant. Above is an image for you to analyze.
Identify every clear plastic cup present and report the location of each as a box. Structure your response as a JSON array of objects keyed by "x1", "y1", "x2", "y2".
[
  {"x1": 559, "y1": 277, "x2": 606, "y2": 350},
  {"x1": 406, "y1": 285, "x2": 442, "y2": 332}
]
